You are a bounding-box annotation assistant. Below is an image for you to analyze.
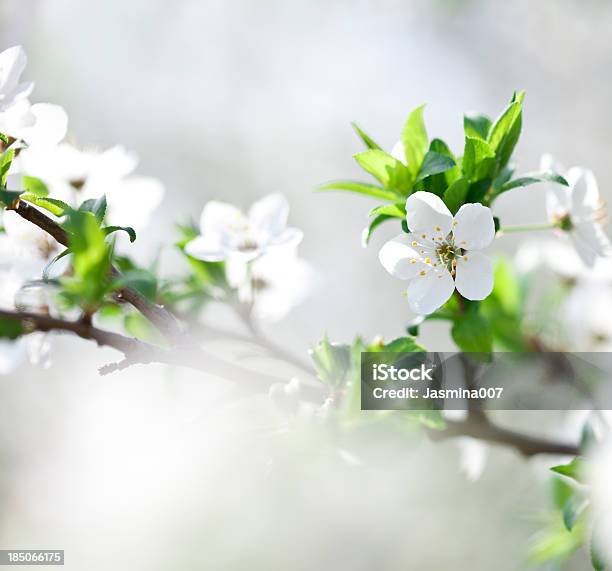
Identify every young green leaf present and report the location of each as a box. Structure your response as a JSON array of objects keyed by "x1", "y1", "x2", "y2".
[
  {"x1": 103, "y1": 225, "x2": 137, "y2": 243},
  {"x1": 464, "y1": 112, "x2": 492, "y2": 140},
  {"x1": 401, "y1": 104, "x2": 428, "y2": 176},
  {"x1": 487, "y1": 91, "x2": 525, "y2": 175},
  {"x1": 462, "y1": 137, "x2": 495, "y2": 182},
  {"x1": 0, "y1": 317, "x2": 23, "y2": 339},
  {"x1": 353, "y1": 150, "x2": 413, "y2": 192},
  {"x1": 362, "y1": 214, "x2": 394, "y2": 247},
  {"x1": 0, "y1": 148, "x2": 14, "y2": 187},
  {"x1": 351, "y1": 122, "x2": 382, "y2": 150},
  {"x1": 0, "y1": 189, "x2": 22, "y2": 208},
  {"x1": 551, "y1": 457, "x2": 585, "y2": 483},
  {"x1": 443, "y1": 177, "x2": 469, "y2": 214},
  {"x1": 21, "y1": 175, "x2": 49, "y2": 197},
  {"x1": 497, "y1": 171, "x2": 569, "y2": 194},
  {"x1": 316, "y1": 180, "x2": 402, "y2": 202},
  {"x1": 415, "y1": 150, "x2": 456, "y2": 182},
  {"x1": 368, "y1": 203, "x2": 406, "y2": 219},
  {"x1": 451, "y1": 306, "x2": 493, "y2": 353},
  {"x1": 20, "y1": 195, "x2": 71, "y2": 217},
  {"x1": 79, "y1": 195, "x2": 107, "y2": 223},
  {"x1": 383, "y1": 336, "x2": 425, "y2": 352}
]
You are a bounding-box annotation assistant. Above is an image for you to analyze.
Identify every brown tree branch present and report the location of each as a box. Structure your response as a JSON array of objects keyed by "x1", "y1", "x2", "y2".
[
  {"x1": 428, "y1": 413, "x2": 579, "y2": 457},
  {"x1": 10, "y1": 200, "x2": 182, "y2": 339}
]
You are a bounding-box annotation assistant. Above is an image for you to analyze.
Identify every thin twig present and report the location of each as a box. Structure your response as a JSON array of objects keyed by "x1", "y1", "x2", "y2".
[{"x1": 10, "y1": 200, "x2": 182, "y2": 339}]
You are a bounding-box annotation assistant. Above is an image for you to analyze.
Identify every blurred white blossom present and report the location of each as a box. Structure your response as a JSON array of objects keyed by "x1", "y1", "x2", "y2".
[
  {"x1": 185, "y1": 193, "x2": 303, "y2": 262},
  {"x1": 18, "y1": 143, "x2": 164, "y2": 231},
  {"x1": 542, "y1": 154, "x2": 611, "y2": 267},
  {"x1": 0, "y1": 46, "x2": 67, "y2": 146}
]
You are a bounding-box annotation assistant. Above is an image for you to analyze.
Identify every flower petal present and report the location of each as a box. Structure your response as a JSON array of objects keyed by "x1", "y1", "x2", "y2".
[
  {"x1": 249, "y1": 193, "x2": 289, "y2": 243},
  {"x1": 567, "y1": 167, "x2": 602, "y2": 217},
  {"x1": 379, "y1": 234, "x2": 428, "y2": 280},
  {"x1": 571, "y1": 221, "x2": 611, "y2": 266},
  {"x1": 406, "y1": 268, "x2": 454, "y2": 315},
  {"x1": 103, "y1": 176, "x2": 165, "y2": 230},
  {"x1": 268, "y1": 227, "x2": 303, "y2": 249},
  {"x1": 405, "y1": 191, "x2": 453, "y2": 238},
  {"x1": 453, "y1": 203, "x2": 495, "y2": 250},
  {"x1": 17, "y1": 103, "x2": 68, "y2": 146},
  {"x1": 184, "y1": 235, "x2": 227, "y2": 261},
  {"x1": 199, "y1": 201, "x2": 248, "y2": 239},
  {"x1": 455, "y1": 251, "x2": 494, "y2": 300}
]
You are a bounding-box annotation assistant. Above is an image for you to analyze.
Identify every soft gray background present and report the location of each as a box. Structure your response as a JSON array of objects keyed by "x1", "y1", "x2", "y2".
[{"x1": 1, "y1": 1, "x2": 609, "y2": 569}]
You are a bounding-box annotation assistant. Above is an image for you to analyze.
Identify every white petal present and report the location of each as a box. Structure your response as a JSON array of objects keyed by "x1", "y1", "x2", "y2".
[
  {"x1": 248, "y1": 193, "x2": 289, "y2": 243},
  {"x1": 379, "y1": 234, "x2": 428, "y2": 280},
  {"x1": 406, "y1": 268, "x2": 455, "y2": 315},
  {"x1": 452, "y1": 203, "x2": 495, "y2": 250},
  {"x1": 0, "y1": 339, "x2": 26, "y2": 374},
  {"x1": 199, "y1": 201, "x2": 248, "y2": 239},
  {"x1": 103, "y1": 176, "x2": 164, "y2": 230},
  {"x1": 0, "y1": 46, "x2": 32, "y2": 107},
  {"x1": 16, "y1": 103, "x2": 68, "y2": 146},
  {"x1": 455, "y1": 251, "x2": 494, "y2": 300},
  {"x1": 268, "y1": 227, "x2": 303, "y2": 249},
  {"x1": 571, "y1": 222, "x2": 611, "y2": 267},
  {"x1": 540, "y1": 153, "x2": 565, "y2": 176},
  {"x1": 567, "y1": 167, "x2": 601, "y2": 217},
  {"x1": 90, "y1": 145, "x2": 138, "y2": 180},
  {"x1": 405, "y1": 191, "x2": 453, "y2": 238},
  {"x1": 184, "y1": 235, "x2": 226, "y2": 261}
]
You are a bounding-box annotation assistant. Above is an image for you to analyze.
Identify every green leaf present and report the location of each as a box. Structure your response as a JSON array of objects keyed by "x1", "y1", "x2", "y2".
[
  {"x1": 462, "y1": 137, "x2": 495, "y2": 182},
  {"x1": 451, "y1": 306, "x2": 493, "y2": 353},
  {"x1": 551, "y1": 457, "x2": 585, "y2": 483},
  {"x1": 361, "y1": 214, "x2": 394, "y2": 247},
  {"x1": 21, "y1": 195, "x2": 71, "y2": 216},
  {"x1": 21, "y1": 175, "x2": 49, "y2": 197},
  {"x1": 0, "y1": 189, "x2": 22, "y2": 208},
  {"x1": 0, "y1": 133, "x2": 8, "y2": 144},
  {"x1": 443, "y1": 177, "x2": 469, "y2": 215},
  {"x1": 351, "y1": 122, "x2": 381, "y2": 150},
  {"x1": 0, "y1": 317, "x2": 23, "y2": 339},
  {"x1": 487, "y1": 91, "x2": 525, "y2": 174},
  {"x1": 103, "y1": 225, "x2": 137, "y2": 243},
  {"x1": 383, "y1": 336, "x2": 425, "y2": 352},
  {"x1": 0, "y1": 148, "x2": 14, "y2": 187},
  {"x1": 401, "y1": 104, "x2": 428, "y2": 176},
  {"x1": 79, "y1": 195, "x2": 107, "y2": 223},
  {"x1": 310, "y1": 335, "x2": 352, "y2": 388},
  {"x1": 113, "y1": 269, "x2": 157, "y2": 302},
  {"x1": 353, "y1": 150, "x2": 413, "y2": 192},
  {"x1": 368, "y1": 203, "x2": 405, "y2": 219},
  {"x1": 498, "y1": 171, "x2": 569, "y2": 193},
  {"x1": 316, "y1": 180, "x2": 401, "y2": 202},
  {"x1": 62, "y1": 210, "x2": 112, "y2": 310},
  {"x1": 562, "y1": 496, "x2": 588, "y2": 532},
  {"x1": 415, "y1": 151, "x2": 455, "y2": 182},
  {"x1": 464, "y1": 113, "x2": 492, "y2": 140}
]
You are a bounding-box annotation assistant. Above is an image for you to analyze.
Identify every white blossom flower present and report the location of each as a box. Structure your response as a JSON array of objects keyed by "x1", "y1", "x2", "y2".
[
  {"x1": 457, "y1": 437, "x2": 488, "y2": 481},
  {"x1": 18, "y1": 143, "x2": 164, "y2": 231},
  {"x1": 0, "y1": 46, "x2": 67, "y2": 146},
  {"x1": 379, "y1": 191, "x2": 495, "y2": 314},
  {"x1": 589, "y1": 437, "x2": 612, "y2": 563},
  {"x1": 542, "y1": 154, "x2": 611, "y2": 266},
  {"x1": 226, "y1": 247, "x2": 316, "y2": 322},
  {"x1": 185, "y1": 193, "x2": 303, "y2": 262}
]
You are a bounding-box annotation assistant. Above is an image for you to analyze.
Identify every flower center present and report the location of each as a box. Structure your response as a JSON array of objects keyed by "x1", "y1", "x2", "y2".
[{"x1": 435, "y1": 236, "x2": 464, "y2": 275}]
